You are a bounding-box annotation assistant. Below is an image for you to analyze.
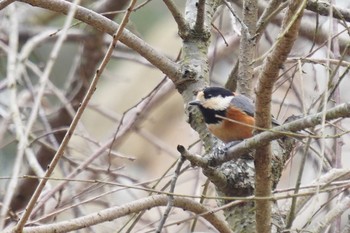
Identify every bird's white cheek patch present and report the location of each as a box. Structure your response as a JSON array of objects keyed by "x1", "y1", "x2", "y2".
[{"x1": 202, "y1": 96, "x2": 233, "y2": 110}]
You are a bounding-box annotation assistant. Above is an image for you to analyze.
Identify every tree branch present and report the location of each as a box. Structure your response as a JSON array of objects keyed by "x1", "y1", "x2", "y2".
[
  {"x1": 194, "y1": 0, "x2": 205, "y2": 33},
  {"x1": 4, "y1": 195, "x2": 232, "y2": 233},
  {"x1": 256, "y1": 0, "x2": 285, "y2": 40},
  {"x1": 237, "y1": 0, "x2": 257, "y2": 97},
  {"x1": 156, "y1": 156, "x2": 186, "y2": 232},
  {"x1": 307, "y1": 0, "x2": 350, "y2": 22},
  {"x1": 163, "y1": 0, "x2": 189, "y2": 37}
]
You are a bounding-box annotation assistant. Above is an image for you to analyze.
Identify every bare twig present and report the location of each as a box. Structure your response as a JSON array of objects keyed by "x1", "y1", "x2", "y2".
[
  {"x1": 307, "y1": 0, "x2": 350, "y2": 22},
  {"x1": 286, "y1": 138, "x2": 311, "y2": 228},
  {"x1": 190, "y1": 178, "x2": 211, "y2": 231},
  {"x1": 156, "y1": 156, "x2": 186, "y2": 232},
  {"x1": 256, "y1": 0, "x2": 286, "y2": 40},
  {"x1": 0, "y1": 168, "x2": 347, "y2": 204},
  {"x1": 312, "y1": 196, "x2": 350, "y2": 233},
  {"x1": 221, "y1": 0, "x2": 250, "y2": 37},
  {"x1": 0, "y1": 3, "x2": 19, "y2": 230},
  {"x1": 163, "y1": 0, "x2": 188, "y2": 37},
  {"x1": 328, "y1": 6, "x2": 343, "y2": 231}
]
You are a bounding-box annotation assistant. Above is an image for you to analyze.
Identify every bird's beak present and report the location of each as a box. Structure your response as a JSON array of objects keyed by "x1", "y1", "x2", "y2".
[{"x1": 188, "y1": 100, "x2": 201, "y2": 106}]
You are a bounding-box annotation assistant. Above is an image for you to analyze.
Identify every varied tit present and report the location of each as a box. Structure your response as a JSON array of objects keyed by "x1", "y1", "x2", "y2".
[{"x1": 189, "y1": 87, "x2": 278, "y2": 143}]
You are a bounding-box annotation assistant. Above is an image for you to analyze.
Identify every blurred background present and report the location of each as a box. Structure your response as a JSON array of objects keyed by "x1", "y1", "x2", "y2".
[{"x1": 0, "y1": 0, "x2": 350, "y2": 232}]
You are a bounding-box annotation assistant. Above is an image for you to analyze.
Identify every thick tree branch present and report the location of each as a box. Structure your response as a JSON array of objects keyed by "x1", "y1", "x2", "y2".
[
  {"x1": 4, "y1": 195, "x2": 232, "y2": 233},
  {"x1": 237, "y1": 0, "x2": 257, "y2": 97}
]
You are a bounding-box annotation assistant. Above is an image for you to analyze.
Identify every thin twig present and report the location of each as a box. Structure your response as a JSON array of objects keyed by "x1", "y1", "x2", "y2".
[
  {"x1": 0, "y1": 3, "x2": 19, "y2": 230},
  {"x1": 312, "y1": 196, "x2": 350, "y2": 233},
  {"x1": 256, "y1": 0, "x2": 287, "y2": 40},
  {"x1": 190, "y1": 178, "x2": 211, "y2": 232},
  {"x1": 163, "y1": 0, "x2": 188, "y2": 37},
  {"x1": 286, "y1": 138, "x2": 311, "y2": 228},
  {"x1": 328, "y1": 11, "x2": 343, "y2": 232},
  {"x1": 0, "y1": 167, "x2": 345, "y2": 203},
  {"x1": 307, "y1": 0, "x2": 350, "y2": 22},
  {"x1": 211, "y1": 22, "x2": 228, "y2": 47},
  {"x1": 156, "y1": 156, "x2": 186, "y2": 232},
  {"x1": 107, "y1": 77, "x2": 169, "y2": 170},
  {"x1": 221, "y1": 0, "x2": 250, "y2": 38},
  {"x1": 314, "y1": 0, "x2": 334, "y2": 203}
]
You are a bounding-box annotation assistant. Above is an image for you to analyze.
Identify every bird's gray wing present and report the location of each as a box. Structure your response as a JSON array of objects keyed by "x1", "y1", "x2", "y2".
[
  {"x1": 231, "y1": 95, "x2": 280, "y2": 125},
  {"x1": 230, "y1": 95, "x2": 255, "y2": 117}
]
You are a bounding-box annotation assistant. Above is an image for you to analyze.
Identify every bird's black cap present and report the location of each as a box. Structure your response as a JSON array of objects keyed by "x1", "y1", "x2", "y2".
[{"x1": 203, "y1": 87, "x2": 233, "y2": 99}]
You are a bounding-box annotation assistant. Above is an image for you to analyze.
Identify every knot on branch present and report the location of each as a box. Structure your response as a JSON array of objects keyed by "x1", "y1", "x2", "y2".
[{"x1": 188, "y1": 29, "x2": 211, "y2": 42}]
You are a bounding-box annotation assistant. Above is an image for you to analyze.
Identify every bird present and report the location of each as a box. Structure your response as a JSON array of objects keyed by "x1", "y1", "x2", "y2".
[{"x1": 189, "y1": 86, "x2": 277, "y2": 143}]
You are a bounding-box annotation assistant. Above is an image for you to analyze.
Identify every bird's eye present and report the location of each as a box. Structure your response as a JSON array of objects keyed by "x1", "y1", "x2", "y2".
[{"x1": 207, "y1": 94, "x2": 212, "y2": 98}]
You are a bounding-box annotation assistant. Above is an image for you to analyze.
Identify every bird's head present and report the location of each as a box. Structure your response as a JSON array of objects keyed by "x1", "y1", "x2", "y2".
[{"x1": 189, "y1": 87, "x2": 234, "y2": 111}]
